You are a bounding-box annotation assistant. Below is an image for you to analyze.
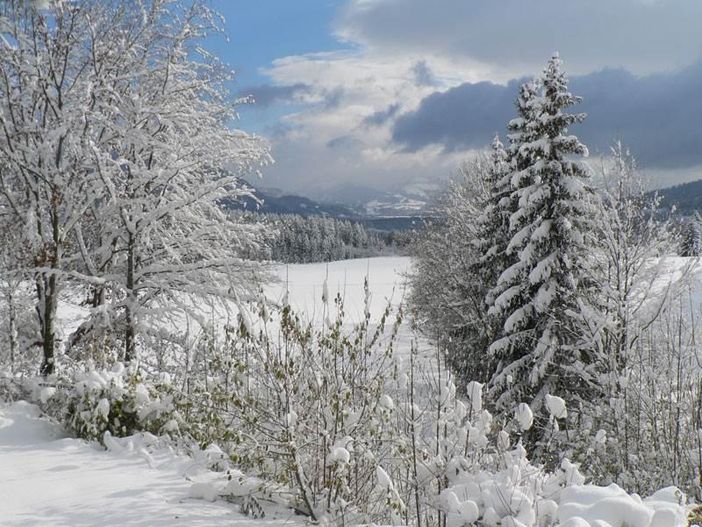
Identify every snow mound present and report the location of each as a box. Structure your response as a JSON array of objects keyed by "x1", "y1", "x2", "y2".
[
  {"x1": 558, "y1": 484, "x2": 686, "y2": 527},
  {"x1": 0, "y1": 400, "x2": 64, "y2": 446}
]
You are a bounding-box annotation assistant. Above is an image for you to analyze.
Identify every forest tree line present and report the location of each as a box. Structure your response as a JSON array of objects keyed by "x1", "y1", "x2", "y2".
[{"x1": 236, "y1": 211, "x2": 415, "y2": 263}]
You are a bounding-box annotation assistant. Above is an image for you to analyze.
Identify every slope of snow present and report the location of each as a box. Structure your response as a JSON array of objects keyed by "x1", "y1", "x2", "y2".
[
  {"x1": 267, "y1": 256, "x2": 412, "y2": 323},
  {"x1": 0, "y1": 401, "x2": 299, "y2": 526}
]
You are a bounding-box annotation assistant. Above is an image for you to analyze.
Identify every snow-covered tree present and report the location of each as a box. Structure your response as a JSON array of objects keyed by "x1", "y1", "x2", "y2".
[
  {"x1": 238, "y1": 212, "x2": 384, "y2": 264},
  {"x1": 409, "y1": 156, "x2": 497, "y2": 385},
  {"x1": 591, "y1": 143, "x2": 676, "y2": 376},
  {"x1": 0, "y1": 210, "x2": 36, "y2": 371},
  {"x1": 571, "y1": 143, "x2": 683, "y2": 487},
  {"x1": 488, "y1": 54, "x2": 599, "y2": 419},
  {"x1": 0, "y1": 0, "x2": 107, "y2": 373},
  {"x1": 680, "y1": 213, "x2": 702, "y2": 257},
  {"x1": 477, "y1": 135, "x2": 512, "y2": 308},
  {"x1": 485, "y1": 80, "x2": 542, "y2": 368},
  {"x1": 0, "y1": 0, "x2": 270, "y2": 369},
  {"x1": 75, "y1": 1, "x2": 270, "y2": 361}
]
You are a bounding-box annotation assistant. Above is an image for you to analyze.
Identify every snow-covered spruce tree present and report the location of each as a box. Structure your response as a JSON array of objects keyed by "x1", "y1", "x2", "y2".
[
  {"x1": 680, "y1": 213, "x2": 702, "y2": 257},
  {"x1": 77, "y1": 1, "x2": 270, "y2": 362},
  {"x1": 477, "y1": 135, "x2": 512, "y2": 308},
  {"x1": 485, "y1": 79, "x2": 542, "y2": 387},
  {"x1": 409, "y1": 155, "x2": 497, "y2": 386},
  {"x1": 488, "y1": 55, "x2": 599, "y2": 428}
]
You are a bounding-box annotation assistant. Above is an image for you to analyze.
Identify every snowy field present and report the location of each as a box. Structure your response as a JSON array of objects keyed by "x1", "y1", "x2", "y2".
[
  {"x1": 1, "y1": 256, "x2": 699, "y2": 526},
  {"x1": 54, "y1": 256, "x2": 414, "y2": 345},
  {"x1": 266, "y1": 256, "x2": 412, "y2": 323}
]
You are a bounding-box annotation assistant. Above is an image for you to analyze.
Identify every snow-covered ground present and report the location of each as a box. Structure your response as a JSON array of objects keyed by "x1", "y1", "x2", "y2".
[
  {"x1": 0, "y1": 390, "x2": 690, "y2": 526},
  {"x1": 0, "y1": 400, "x2": 300, "y2": 526},
  {"x1": 266, "y1": 256, "x2": 412, "y2": 323},
  {"x1": 55, "y1": 256, "x2": 413, "y2": 346}
]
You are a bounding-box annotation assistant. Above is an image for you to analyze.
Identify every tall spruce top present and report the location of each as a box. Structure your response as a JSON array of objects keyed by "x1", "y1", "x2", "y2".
[{"x1": 539, "y1": 54, "x2": 588, "y2": 155}]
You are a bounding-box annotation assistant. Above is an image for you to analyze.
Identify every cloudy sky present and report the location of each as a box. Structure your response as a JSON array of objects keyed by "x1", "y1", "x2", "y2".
[{"x1": 208, "y1": 0, "x2": 702, "y2": 198}]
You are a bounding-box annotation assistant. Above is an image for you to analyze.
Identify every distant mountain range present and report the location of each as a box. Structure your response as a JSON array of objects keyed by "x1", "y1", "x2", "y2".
[
  {"x1": 224, "y1": 180, "x2": 440, "y2": 230},
  {"x1": 654, "y1": 179, "x2": 702, "y2": 215},
  {"x1": 226, "y1": 176, "x2": 702, "y2": 228},
  {"x1": 230, "y1": 181, "x2": 357, "y2": 217}
]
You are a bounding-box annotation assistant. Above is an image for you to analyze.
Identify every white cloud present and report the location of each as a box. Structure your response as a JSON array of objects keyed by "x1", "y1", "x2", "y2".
[{"x1": 258, "y1": 47, "x2": 491, "y2": 194}]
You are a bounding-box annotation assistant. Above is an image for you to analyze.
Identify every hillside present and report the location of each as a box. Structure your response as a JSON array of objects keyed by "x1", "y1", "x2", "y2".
[
  {"x1": 223, "y1": 181, "x2": 356, "y2": 218},
  {"x1": 223, "y1": 180, "x2": 438, "y2": 227},
  {"x1": 655, "y1": 179, "x2": 702, "y2": 215}
]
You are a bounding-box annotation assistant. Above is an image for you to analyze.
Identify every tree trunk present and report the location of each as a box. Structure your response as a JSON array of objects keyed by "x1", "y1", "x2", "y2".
[
  {"x1": 124, "y1": 233, "x2": 136, "y2": 362},
  {"x1": 39, "y1": 273, "x2": 57, "y2": 376},
  {"x1": 8, "y1": 287, "x2": 16, "y2": 373}
]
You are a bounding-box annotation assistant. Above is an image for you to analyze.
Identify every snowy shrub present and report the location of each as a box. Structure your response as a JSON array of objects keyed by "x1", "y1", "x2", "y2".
[
  {"x1": 380, "y1": 336, "x2": 580, "y2": 526},
  {"x1": 384, "y1": 358, "x2": 688, "y2": 527},
  {"x1": 42, "y1": 362, "x2": 182, "y2": 443},
  {"x1": 192, "y1": 283, "x2": 405, "y2": 522},
  {"x1": 0, "y1": 368, "x2": 23, "y2": 402},
  {"x1": 167, "y1": 330, "x2": 246, "y2": 453},
  {"x1": 171, "y1": 292, "x2": 593, "y2": 525},
  {"x1": 586, "y1": 288, "x2": 702, "y2": 497}
]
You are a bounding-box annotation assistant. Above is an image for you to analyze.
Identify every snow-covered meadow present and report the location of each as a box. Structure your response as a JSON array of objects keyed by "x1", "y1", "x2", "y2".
[
  {"x1": 1, "y1": 258, "x2": 415, "y2": 526},
  {"x1": 267, "y1": 257, "x2": 412, "y2": 324}
]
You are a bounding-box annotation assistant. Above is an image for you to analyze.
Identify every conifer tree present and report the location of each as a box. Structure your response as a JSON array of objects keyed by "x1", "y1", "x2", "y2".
[
  {"x1": 680, "y1": 214, "x2": 702, "y2": 257},
  {"x1": 485, "y1": 79, "x2": 542, "y2": 399},
  {"x1": 477, "y1": 135, "x2": 512, "y2": 307},
  {"x1": 486, "y1": 80, "x2": 542, "y2": 318},
  {"x1": 488, "y1": 54, "x2": 598, "y2": 416}
]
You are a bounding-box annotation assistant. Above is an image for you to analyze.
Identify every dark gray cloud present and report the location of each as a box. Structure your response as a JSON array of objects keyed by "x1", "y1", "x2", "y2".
[
  {"x1": 392, "y1": 80, "x2": 515, "y2": 152},
  {"x1": 323, "y1": 87, "x2": 345, "y2": 110},
  {"x1": 237, "y1": 83, "x2": 309, "y2": 107},
  {"x1": 392, "y1": 61, "x2": 702, "y2": 169},
  {"x1": 326, "y1": 135, "x2": 363, "y2": 149},
  {"x1": 412, "y1": 60, "x2": 437, "y2": 87},
  {"x1": 363, "y1": 103, "x2": 400, "y2": 126},
  {"x1": 337, "y1": 0, "x2": 702, "y2": 77}
]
